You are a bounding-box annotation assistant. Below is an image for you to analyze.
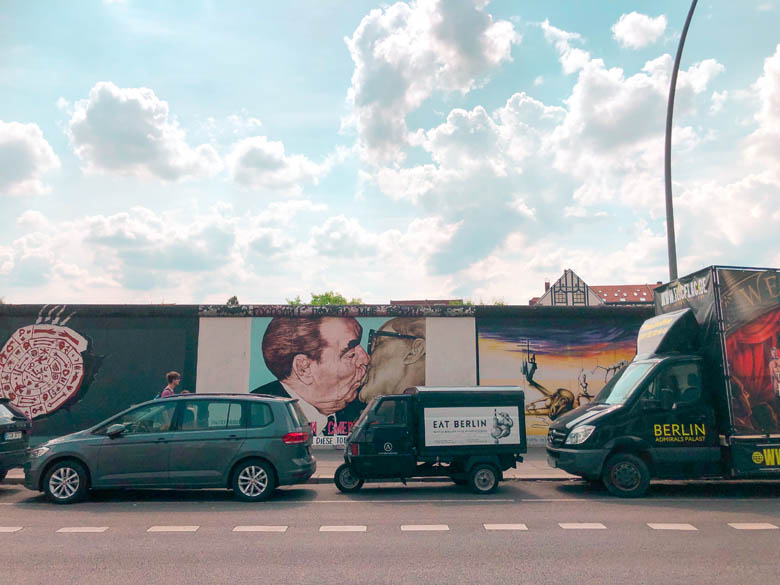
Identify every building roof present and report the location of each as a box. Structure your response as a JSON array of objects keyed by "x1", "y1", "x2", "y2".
[{"x1": 590, "y1": 283, "x2": 661, "y2": 305}]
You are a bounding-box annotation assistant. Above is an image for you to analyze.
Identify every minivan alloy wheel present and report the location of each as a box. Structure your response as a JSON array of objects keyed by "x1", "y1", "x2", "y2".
[
  {"x1": 50, "y1": 466, "x2": 80, "y2": 499},
  {"x1": 237, "y1": 465, "x2": 268, "y2": 497}
]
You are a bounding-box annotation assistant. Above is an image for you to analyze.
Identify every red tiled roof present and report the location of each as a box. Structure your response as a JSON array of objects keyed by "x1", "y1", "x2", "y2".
[{"x1": 590, "y1": 284, "x2": 661, "y2": 304}]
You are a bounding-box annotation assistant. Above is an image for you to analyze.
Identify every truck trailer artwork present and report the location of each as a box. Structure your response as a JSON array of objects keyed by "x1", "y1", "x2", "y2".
[
  {"x1": 0, "y1": 306, "x2": 94, "y2": 419},
  {"x1": 477, "y1": 315, "x2": 642, "y2": 439}
]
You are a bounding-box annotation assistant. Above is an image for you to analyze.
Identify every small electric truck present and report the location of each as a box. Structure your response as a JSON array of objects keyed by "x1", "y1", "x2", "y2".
[
  {"x1": 335, "y1": 386, "x2": 526, "y2": 494},
  {"x1": 546, "y1": 266, "x2": 780, "y2": 497}
]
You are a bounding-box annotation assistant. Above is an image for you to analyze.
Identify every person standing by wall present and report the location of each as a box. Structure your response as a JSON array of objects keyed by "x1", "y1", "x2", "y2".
[{"x1": 160, "y1": 371, "x2": 181, "y2": 398}]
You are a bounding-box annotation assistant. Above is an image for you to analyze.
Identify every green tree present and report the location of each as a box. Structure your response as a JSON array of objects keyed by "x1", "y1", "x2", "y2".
[
  {"x1": 226, "y1": 295, "x2": 239, "y2": 307},
  {"x1": 287, "y1": 291, "x2": 363, "y2": 305}
]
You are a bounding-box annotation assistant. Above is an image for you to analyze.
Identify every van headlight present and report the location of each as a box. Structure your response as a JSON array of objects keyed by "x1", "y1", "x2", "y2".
[
  {"x1": 29, "y1": 446, "x2": 50, "y2": 458},
  {"x1": 565, "y1": 425, "x2": 595, "y2": 445}
]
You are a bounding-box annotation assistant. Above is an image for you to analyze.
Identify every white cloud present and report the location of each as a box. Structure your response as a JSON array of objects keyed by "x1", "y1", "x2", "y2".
[
  {"x1": 344, "y1": 0, "x2": 519, "y2": 165},
  {"x1": 540, "y1": 20, "x2": 590, "y2": 74},
  {"x1": 226, "y1": 136, "x2": 329, "y2": 194},
  {"x1": 0, "y1": 121, "x2": 60, "y2": 196},
  {"x1": 67, "y1": 82, "x2": 223, "y2": 181},
  {"x1": 743, "y1": 44, "x2": 780, "y2": 171},
  {"x1": 611, "y1": 12, "x2": 667, "y2": 50},
  {"x1": 710, "y1": 90, "x2": 728, "y2": 114}
]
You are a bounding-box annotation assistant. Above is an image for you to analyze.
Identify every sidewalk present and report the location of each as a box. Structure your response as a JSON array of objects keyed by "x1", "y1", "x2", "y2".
[{"x1": 2, "y1": 446, "x2": 573, "y2": 486}]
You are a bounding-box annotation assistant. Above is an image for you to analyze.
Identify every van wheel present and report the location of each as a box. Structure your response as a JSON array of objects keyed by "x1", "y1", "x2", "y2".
[
  {"x1": 233, "y1": 460, "x2": 276, "y2": 502},
  {"x1": 603, "y1": 453, "x2": 650, "y2": 498},
  {"x1": 334, "y1": 464, "x2": 364, "y2": 493},
  {"x1": 44, "y1": 460, "x2": 89, "y2": 504},
  {"x1": 0, "y1": 470, "x2": 7, "y2": 483},
  {"x1": 468, "y1": 464, "x2": 499, "y2": 494}
]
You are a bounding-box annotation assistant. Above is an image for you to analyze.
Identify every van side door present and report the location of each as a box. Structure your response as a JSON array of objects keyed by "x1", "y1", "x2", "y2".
[
  {"x1": 358, "y1": 396, "x2": 417, "y2": 478},
  {"x1": 636, "y1": 360, "x2": 720, "y2": 478}
]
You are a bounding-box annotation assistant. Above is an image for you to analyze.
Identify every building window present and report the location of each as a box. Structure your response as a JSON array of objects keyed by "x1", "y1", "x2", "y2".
[{"x1": 554, "y1": 290, "x2": 567, "y2": 304}]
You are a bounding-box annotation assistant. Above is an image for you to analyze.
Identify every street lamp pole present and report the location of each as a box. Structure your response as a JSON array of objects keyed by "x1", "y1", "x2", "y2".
[{"x1": 664, "y1": 0, "x2": 698, "y2": 281}]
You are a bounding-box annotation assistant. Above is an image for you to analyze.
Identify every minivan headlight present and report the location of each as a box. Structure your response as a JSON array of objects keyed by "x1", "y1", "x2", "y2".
[
  {"x1": 565, "y1": 425, "x2": 595, "y2": 445},
  {"x1": 29, "y1": 446, "x2": 50, "y2": 458}
]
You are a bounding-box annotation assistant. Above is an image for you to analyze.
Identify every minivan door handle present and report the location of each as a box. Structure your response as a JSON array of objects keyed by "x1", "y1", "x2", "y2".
[{"x1": 228, "y1": 434, "x2": 240, "y2": 440}]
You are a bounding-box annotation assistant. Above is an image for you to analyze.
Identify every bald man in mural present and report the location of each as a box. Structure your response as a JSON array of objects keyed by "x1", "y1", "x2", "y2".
[
  {"x1": 251, "y1": 317, "x2": 369, "y2": 437},
  {"x1": 359, "y1": 317, "x2": 426, "y2": 403}
]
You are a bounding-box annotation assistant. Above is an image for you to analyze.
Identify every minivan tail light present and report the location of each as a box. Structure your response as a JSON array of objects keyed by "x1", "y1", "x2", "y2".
[
  {"x1": 349, "y1": 443, "x2": 359, "y2": 456},
  {"x1": 282, "y1": 432, "x2": 308, "y2": 444}
]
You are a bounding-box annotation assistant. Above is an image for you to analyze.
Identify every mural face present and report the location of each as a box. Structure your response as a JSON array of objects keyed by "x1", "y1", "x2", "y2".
[
  {"x1": 477, "y1": 317, "x2": 641, "y2": 439},
  {"x1": 250, "y1": 316, "x2": 426, "y2": 446}
]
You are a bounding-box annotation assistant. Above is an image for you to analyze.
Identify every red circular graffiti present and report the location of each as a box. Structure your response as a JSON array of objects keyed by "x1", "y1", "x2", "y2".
[{"x1": 0, "y1": 324, "x2": 88, "y2": 419}]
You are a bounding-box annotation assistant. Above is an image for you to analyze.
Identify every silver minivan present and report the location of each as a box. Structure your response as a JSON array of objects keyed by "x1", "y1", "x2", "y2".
[{"x1": 24, "y1": 394, "x2": 316, "y2": 504}]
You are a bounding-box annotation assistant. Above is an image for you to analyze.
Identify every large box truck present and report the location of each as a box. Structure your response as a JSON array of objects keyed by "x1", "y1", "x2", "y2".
[
  {"x1": 546, "y1": 266, "x2": 780, "y2": 497},
  {"x1": 335, "y1": 386, "x2": 526, "y2": 494}
]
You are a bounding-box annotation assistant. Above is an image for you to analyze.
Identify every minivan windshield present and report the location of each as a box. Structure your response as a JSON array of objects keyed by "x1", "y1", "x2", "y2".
[{"x1": 595, "y1": 361, "x2": 655, "y2": 405}]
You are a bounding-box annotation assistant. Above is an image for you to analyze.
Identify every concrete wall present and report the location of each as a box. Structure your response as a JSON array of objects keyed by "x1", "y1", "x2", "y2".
[{"x1": 195, "y1": 317, "x2": 251, "y2": 394}]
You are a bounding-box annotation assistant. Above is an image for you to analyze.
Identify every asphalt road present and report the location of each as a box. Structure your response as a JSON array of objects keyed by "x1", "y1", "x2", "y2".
[{"x1": 2, "y1": 479, "x2": 779, "y2": 585}]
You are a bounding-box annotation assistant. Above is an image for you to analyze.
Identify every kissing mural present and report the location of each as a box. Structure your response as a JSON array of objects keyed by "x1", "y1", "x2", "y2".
[
  {"x1": 477, "y1": 313, "x2": 644, "y2": 440},
  {"x1": 249, "y1": 316, "x2": 426, "y2": 445}
]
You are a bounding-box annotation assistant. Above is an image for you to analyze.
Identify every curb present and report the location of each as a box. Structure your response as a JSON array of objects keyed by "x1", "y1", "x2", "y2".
[{"x1": 2, "y1": 475, "x2": 575, "y2": 487}]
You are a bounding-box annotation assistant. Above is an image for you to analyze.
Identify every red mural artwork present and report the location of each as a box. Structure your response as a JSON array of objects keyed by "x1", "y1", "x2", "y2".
[
  {"x1": 726, "y1": 307, "x2": 780, "y2": 433},
  {"x1": 0, "y1": 324, "x2": 88, "y2": 419}
]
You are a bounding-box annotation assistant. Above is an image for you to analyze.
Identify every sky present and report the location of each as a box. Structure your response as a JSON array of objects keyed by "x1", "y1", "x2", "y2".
[{"x1": 1, "y1": 0, "x2": 779, "y2": 305}]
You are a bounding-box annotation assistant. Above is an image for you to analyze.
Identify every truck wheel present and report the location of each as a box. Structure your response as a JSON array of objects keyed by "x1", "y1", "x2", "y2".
[
  {"x1": 232, "y1": 459, "x2": 276, "y2": 502},
  {"x1": 334, "y1": 464, "x2": 364, "y2": 493},
  {"x1": 603, "y1": 453, "x2": 650, "y2": 498},
  {"x1": 44, "y1": 460, "x2": 89, "y2": 504},
  {"x1": 468, "y1": 464, "x2": 499, "y2": 494}
]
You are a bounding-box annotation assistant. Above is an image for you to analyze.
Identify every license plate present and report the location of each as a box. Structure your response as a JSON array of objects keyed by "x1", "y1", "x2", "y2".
[
  {"x1": 4, "y1": 431, "x2": 22, "y2": 441},
  {"x1": 547, "y1": 454, "x2": 557, "y2": 468}
]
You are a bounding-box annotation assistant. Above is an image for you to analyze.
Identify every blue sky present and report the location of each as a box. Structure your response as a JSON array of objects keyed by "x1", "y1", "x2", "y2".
[{"x1": 1, "y1": 0, "x2": 779, "y2": 304}]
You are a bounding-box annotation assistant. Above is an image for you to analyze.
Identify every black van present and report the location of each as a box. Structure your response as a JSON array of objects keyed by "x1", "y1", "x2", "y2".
[
  {"x1": 335, "y1": 386, "x2": 526, "y2": 494},
  {"x1": 547, "y1": 266, "x2": 780, "y2": 497},
  {"x1": 0, "y1": 398, "x2": 31, "y2": 483}
]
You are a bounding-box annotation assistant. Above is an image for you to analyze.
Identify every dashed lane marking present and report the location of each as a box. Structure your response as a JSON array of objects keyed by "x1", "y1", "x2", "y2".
[
  {"x1": 319, "y1": 526, "x2": 367, "y2": 532},
  {"x1": 559, "y1": 523, "x2": 606, "y2": 530},
  {"x1": 147, "y1": 526, "x2": 199, "y2": 533},
  {"x1": 728, "y1": 523, "x2": 778, "y2": 530},
  {"x1": 57, "y1": 527, "x2": 108, "y2": 533},
  {"x1": 0, "y1": 527, "x2": 23, "y2": 533},
  {"x1": 484, "y1": 524, "x2": 528, "y2": 531},
  {"x1": 233, "y1": 526, "x2": 288, "y2": 532},
  {"x1": 647, "y1": 523, "x2": 697, "y2": 531},
  {"x1": 401, "y1": 525, "x2": 450, "y2": 531}
]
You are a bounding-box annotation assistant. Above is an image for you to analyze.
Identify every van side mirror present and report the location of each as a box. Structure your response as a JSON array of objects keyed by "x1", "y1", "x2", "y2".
[
  {"x1": 106, "y1": 423, "x2": 126, "y2": 438},
  {"x1": 659, "y1": 388, "x2": 674, "y2": 411}
]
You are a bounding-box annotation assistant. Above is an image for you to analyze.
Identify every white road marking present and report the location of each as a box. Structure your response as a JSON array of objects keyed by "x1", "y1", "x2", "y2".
[
  {"x1": 319, "y1": 525, "x2": 367, "y2": 532},
  {"x1": 484, "y1": 524, "x2": 528, "y2": 531},
  {"x1": 401, "y1": 525, "x2": 450, "y2": 531},
  {"x1": 147, "y1": 526, "x2": 199, "y2": 532},
  {"x1": 647, "y1": 523, "x2": 697, "y2": 531},
  {"x1": 559, "y1": 523, "x2": 606, "y2": 530},
  {"x1": 0, "y1": 527, "x2": 23, "y2": 533},
  {"x1": 233, "y1": 526, "x2": 288, "y2": 532},
  {"x1": 728, "y1": 523, "x2": 778, "y2": 530},
  {"x1": 57, "y1": 527, "x2": 108, "y2": 533}
]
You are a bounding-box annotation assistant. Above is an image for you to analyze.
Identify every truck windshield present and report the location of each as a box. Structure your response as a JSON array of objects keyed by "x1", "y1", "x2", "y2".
[{"x1": 594, "y1": 362, "x2": 655, "y2": 405}]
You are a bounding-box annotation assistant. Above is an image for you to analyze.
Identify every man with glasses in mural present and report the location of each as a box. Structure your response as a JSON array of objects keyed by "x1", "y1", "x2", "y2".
[
  {"x1": 359, "y1": 317, "x2": 426, "y2": 404},
  {"x1": 252, "y1": 317, "x2": 370, "y2": 439}
]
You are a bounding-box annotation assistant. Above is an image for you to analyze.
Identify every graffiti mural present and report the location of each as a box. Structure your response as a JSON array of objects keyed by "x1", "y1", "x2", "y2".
[
  {"x1": 249, "y1": 316, "x2": 426, "y2": 446},
  {"x1": 0, "y1": 306, "x2": 100, "y2": 420},
  {"x1": 477, "y1": 314, "x2": 643, "y2": 440},
  {"x1": 0, "y1": 304, "x2": 199, "y2": 441}
]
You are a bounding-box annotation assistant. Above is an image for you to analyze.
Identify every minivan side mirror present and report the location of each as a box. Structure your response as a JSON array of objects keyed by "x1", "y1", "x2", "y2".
[
  {"x1": 659, "y1": 388, "x2": 675, "y2": 411},
  {"x1": 106, "y1": 423, "x2": 126, "y2": 438}
]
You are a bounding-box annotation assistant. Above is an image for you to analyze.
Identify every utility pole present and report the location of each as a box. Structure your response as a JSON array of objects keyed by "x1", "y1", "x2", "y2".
[{"x1": 664, "y1": 0, "x2": 698, "y2": 281}]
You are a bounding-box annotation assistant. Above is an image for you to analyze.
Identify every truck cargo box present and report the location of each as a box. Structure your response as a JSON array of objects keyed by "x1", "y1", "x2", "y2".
[{"x1": 404, "y1": 386, "x2": 527, "y2": 457}]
